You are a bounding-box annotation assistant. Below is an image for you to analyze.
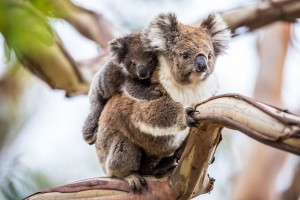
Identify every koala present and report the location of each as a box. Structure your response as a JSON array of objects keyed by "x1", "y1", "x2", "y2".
[
  {"x1": 83, "y1": 32, "x2": 161, "y2": 145},
  {"x1": 95, "y1": 13, "x2": 230, "y2": 192}
]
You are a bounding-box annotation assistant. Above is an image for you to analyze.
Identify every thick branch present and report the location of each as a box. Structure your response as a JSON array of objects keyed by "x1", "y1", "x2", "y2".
[
  {"x1": 220, "y1": 0, "x2": 300, "y2": 35},
  {"x1": 24, "y1": 94, "x2": 300, "y2": 200},
  {"x1": 194, "y1": 94, "x2": 300, "y2": 155}
]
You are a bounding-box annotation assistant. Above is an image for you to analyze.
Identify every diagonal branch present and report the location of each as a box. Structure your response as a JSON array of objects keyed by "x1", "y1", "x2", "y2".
[
  {"x1": 24, "y1": 94, "x2": 300, "y2": 200},
  {"x1": 219, "y1": 0, "x2": 300, "y2": 35},
  {"x1": 29, "y1": 0, "x2": 122, "y2": 48}
]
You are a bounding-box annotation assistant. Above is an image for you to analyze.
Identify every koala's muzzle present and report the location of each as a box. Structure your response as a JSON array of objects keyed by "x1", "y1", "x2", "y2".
[
  {"x1": 195, "y1": 55, "x2": 208, "y2": 73},
  {"x1": 137, "y1": 65, "x2": 148, "y2": 79}
]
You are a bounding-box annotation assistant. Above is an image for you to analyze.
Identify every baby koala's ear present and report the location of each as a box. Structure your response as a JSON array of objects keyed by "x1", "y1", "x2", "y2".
[
  {"x1": 142, "y1": 13, "x2": 179, "y2": 52},
  {"x1": 200, "y1": 14, "x2": 231, "y2": 56},
  {"x1": 109, "y1": 37, "x2": 129, "y2": 63}
]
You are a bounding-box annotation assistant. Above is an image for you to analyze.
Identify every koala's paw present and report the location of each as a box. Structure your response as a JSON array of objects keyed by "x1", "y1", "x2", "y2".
[
  {"x1": 149, "y1": 90, "x2": 163, "y2": 100},
  {"x1": 186, "y1": 107, "x2": 200, "y2": 127},
  {"x1": 124, "y1": 174, "x2": 148, "y2": 193},
  {"x1": 83, "y1": 126, "x2": 98, "y2": 145}
]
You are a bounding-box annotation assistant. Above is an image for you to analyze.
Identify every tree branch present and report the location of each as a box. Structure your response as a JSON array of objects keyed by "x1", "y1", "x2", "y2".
[
  {"x1": 24, "y1": 94, "x2": 300, "y2": 200},
  {"x1": 219, "y1": 0, "x2": 300, "y2": 35},
  {"x1": 29, "y1": 0, "x2": 122, "y2": 48}
]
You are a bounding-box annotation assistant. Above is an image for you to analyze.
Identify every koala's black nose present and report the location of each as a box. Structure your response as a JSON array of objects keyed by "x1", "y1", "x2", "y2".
[
  {"x1": 195, "y1": 55, "x2": 208, "y2": 73},
  {"x1": 138, "y1": 66, "x2": 148, "y2": 79}
]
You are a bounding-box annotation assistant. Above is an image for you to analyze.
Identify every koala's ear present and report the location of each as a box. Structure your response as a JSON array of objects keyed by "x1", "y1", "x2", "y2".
[
  {"x1": 201, "y1": 14, "x2": 231, "y2": 56},
  {"x1": 142, "y1": 13, "x2": 179, "y2": 52},
  {"x1": 109, "y1": 37, "x2": 129, "y2": 63}
]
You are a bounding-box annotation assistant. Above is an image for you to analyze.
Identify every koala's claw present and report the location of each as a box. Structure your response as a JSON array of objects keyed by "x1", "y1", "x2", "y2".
[
  {"x1": 83, "y1": 126, "x2": 98, "y2": 145},
  {"x1": 186, "y1": 107, "x2": 199, "y2": 116},
  {"x1": 186, "y1": 107, "x2": 200, "y2": 127},
  {"x1": 125, "y1": 174, "x2": 148, "y2": 193},
  {"x1": 83, "y1": 133, "x2": 97, "y2": 145},
  {"x1": 150, "y1": 90, "x2": 163, "y2": 99}
]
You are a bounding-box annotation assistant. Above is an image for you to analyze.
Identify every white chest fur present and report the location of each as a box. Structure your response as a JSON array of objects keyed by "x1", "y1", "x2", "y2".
[{"x1": 158, "y1": 56, "x2": 218, "y2": 107}]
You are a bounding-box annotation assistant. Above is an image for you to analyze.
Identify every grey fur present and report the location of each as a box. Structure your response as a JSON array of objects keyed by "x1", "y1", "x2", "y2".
[
  {"x1": 83, "y1": 33, "x2": 161, "y2": 145},
  {"x1": 94, "y1": 13, "x2": 230, "y2": 191}
]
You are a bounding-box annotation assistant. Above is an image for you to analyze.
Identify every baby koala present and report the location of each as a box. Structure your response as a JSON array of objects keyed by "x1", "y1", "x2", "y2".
[{"x1": 83, "y1": 33, "x2": 161, "y2": 144}]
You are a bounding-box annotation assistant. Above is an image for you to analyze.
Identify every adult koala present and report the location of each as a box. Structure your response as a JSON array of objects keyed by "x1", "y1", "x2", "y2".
[{"x1": 95, "y1": 13, "x2": 230, "y2": 192}]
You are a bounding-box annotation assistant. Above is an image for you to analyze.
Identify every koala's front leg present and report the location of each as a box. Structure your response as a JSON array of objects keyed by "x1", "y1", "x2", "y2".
[{"x1": 82, "y1": 90, "x2": 107, "y2": 145}]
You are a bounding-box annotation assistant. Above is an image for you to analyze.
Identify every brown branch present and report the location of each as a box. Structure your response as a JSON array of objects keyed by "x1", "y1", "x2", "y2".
[
  {"x1": 30, "y1": 0, "x2": 122, "y2": 48},
  {"x1": 219, "y1": 0, "x2": 300, "y2": 35},
  {"x1": 24, "y1": 94, "x2": 300, "y2": 200}
]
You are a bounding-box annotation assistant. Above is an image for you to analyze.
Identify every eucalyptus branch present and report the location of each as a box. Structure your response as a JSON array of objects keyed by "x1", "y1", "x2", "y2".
[
  {"x1": 24, "y1": 94, "x2": 300, "y2": 200},
  {"x1": 29, "y1": 0, "x2": 121, "y2": 48},
  {"x1": 219, "y1": 0, "x2": 300, "y2": 35}
]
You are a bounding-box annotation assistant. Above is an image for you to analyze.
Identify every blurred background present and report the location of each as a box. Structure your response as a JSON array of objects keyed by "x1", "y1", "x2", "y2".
[{"x1": 0, "y1": 0, "x2": 299, "y2": 199}]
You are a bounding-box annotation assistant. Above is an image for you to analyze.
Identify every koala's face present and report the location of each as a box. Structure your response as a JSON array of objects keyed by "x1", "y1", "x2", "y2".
[
  {"x1": 143, "y1": 13, "x2": 230, "y2": 85},
  {"x1": 110, "y1": 33, "x2": 158, "y2": 80}
]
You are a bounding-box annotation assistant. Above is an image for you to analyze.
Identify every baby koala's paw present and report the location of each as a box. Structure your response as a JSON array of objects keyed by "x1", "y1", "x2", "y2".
[
  {"x1": 185, "y1": 107, "x2": 200, "y2": 127},
  {"x1": 124, "y1": 173, "x2": 148, "y2": 193},
  {"x1": 148, "y1": 90, "x2": 163, "y2": 100},
  {"x1": 83, "y1": 126, "x2": 98, "y2": 145}
]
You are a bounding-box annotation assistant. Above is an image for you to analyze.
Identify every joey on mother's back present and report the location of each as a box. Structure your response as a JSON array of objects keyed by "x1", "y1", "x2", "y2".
[
  {"x1": 95, "y1": 13, "x2": 230, "y2": 192},
  {"x1": 83, "y1": 33, "x2": 161, "y2": 145}
]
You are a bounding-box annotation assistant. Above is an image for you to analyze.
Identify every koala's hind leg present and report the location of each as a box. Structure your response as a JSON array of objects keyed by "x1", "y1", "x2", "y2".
[{"x1": 104, "y1": 134, "x2": 147, "y2": 192}]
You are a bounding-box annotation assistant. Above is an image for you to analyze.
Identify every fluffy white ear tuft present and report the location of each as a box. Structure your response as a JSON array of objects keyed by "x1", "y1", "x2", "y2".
[
  {"x1": 142, "y1": 13, "x2": 178, "y2": 52},
  {"x1": 201, "y1": 14, "x2": 231, "y2": 55}
]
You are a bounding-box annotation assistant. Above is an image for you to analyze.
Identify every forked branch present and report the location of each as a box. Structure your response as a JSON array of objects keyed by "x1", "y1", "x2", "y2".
[{"x1": 24, "y1": 94, "x2": 300, "y2": 200}]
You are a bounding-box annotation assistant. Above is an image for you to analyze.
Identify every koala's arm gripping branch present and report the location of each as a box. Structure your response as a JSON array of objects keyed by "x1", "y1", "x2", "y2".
[
  {"x1": 193, "y1": 93, "x2": 300, "y2": 155},
  {"x1": 169, "y1": 93, "x2": 300, "y2": 199},
  {"x1": 24, "y1": 94, "x2": 300, "y2": 200}
]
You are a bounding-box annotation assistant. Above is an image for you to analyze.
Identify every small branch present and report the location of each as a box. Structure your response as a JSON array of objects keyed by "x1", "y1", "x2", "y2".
[
  {"x1": 30, "y1": 0, "x2": 122, "y2": 48},
  {"x1": 24, "y1": 94, "x2": 300, "y2": 200},
  {"x1": 219, "y1": 0, "x2": 300, "y2": 35}
]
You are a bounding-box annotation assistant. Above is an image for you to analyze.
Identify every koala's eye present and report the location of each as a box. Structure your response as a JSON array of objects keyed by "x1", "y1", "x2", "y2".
[
  {"x1": 181, "y1": 52, "x2": 189, "y2": 59},
  {"x1": 208, "y1": 53, "x2": 212, "y2": 60},
  {"x1": 132, "y1": 62, "x2": 136, "y2": 67}
]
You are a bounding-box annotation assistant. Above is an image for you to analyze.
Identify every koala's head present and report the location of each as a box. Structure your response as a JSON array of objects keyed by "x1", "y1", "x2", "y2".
[
  {"x1": 142, "y1": 13, "x2": 230, "y2": 85},
  {"x1": 109, "y1": 33, "x2": 158, "y2": 80}
]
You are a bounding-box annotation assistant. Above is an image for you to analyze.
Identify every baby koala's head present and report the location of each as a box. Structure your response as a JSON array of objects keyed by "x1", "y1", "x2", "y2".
[{"x1": 109, "y1": 33, "x2": 158, "y2": 80}]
